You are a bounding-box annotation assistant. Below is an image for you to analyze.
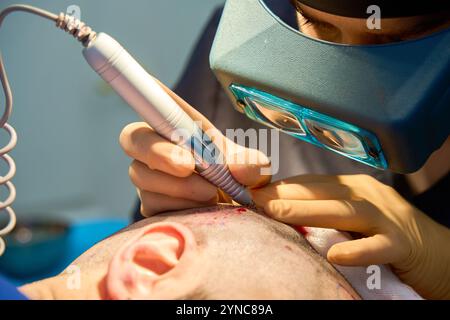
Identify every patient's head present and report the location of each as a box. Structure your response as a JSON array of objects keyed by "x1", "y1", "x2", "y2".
[{"x1": 20, "y1": 205, "x2": 359, "y2": 300}]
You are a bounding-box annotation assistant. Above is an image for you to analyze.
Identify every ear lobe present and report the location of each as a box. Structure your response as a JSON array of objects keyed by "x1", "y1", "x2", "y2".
[{"x1": 106, "y1": 222, "x2": 199, "y2": 300}]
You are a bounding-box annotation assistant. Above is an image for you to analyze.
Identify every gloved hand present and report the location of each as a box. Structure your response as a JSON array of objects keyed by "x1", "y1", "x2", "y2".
[
  {"x1": 120, "y1": 80, "x2": 271, "y2": 217},
  {"x1": 252, "y1": 174, "x2": 450, "y2": 299}
]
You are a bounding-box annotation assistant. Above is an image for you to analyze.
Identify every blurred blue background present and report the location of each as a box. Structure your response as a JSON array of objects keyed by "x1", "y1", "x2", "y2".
[{"x1": 0, "y1": 0, "x2": 224, "y2": 285}]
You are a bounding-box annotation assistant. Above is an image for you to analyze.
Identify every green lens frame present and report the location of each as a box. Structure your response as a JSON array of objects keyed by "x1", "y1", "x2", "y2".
[{"x1": 230, "y1": 84, "x2": 388, "y2": 169}]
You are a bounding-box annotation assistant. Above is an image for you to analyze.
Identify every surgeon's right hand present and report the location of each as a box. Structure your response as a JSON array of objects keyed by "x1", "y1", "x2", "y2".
[{"x1": 119, "y1": 82, "x2": 272, "y2": 217}]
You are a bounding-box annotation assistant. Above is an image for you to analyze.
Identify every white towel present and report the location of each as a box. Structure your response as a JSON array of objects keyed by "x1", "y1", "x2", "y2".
[{"x1": 303, "y1": 226, "x2": 423, "y2": 300}]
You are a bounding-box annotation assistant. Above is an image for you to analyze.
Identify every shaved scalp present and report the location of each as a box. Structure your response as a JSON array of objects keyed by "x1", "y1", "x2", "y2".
[{"x1": 69, "y1": 205, "x2": 360, "y2": 299}]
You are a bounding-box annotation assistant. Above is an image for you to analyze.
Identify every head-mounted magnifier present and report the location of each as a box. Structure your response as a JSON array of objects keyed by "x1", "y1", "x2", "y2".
[{"x1": 210, "y1": 0, "x2": 450, "y2": 173}]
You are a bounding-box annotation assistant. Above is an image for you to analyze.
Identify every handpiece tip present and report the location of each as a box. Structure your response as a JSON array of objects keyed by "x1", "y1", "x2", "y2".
[{"x1": 233, "y1": 189, "x2": 254, "y2": 207}]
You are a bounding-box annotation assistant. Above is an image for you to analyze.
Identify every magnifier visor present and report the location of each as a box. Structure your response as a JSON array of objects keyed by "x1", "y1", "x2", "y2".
[{"x1": 230, "y1": 84, "x2": 387, "y2": 169}]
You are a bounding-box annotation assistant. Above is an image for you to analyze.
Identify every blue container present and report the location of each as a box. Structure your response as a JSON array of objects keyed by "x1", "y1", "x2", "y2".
[{"x1": 0, "y1": 220, "x2": 70, "y2": 278}]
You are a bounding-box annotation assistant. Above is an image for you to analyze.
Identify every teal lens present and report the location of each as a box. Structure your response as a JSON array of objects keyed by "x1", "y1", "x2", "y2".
[
  {"x1": 303, "y1": 119, "x2": 366, "y2": 158},
  {"x1": 244, "y1": 97, "x2": 305, "y2": 134},
  {"x1": 230, "y1": 84, "x2": 387, "y2": 170}
]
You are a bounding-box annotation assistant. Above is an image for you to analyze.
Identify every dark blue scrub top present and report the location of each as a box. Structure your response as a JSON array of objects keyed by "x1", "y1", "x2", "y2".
[{"x1": 0, "y1": 274, "x2": 28, "y2": 300}]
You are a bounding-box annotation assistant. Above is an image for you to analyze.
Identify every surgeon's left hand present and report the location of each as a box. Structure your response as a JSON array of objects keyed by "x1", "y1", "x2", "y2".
[{"x1": 251, "y1": 174, "x2": 450, "y2": 299}]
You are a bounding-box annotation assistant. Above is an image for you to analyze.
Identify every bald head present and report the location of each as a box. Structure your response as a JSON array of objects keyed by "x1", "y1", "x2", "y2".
[{"x1": 22, "y1": 205, "x2": 359, "y2": 300}]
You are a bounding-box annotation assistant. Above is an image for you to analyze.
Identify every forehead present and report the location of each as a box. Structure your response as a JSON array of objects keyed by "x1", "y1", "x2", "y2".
[{"x1": 298, "y1": 2, "x2": 450, "y2": 34}]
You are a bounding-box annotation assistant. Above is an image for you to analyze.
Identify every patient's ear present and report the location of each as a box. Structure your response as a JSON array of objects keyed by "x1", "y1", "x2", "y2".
[{"x1": 106, "y1": 222, "x2": 201, "y2": 300}]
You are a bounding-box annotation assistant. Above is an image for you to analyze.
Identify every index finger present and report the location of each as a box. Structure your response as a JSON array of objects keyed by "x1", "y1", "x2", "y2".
[{"x1": 264, "y1": 199, "x2": 382, "y2": 234}]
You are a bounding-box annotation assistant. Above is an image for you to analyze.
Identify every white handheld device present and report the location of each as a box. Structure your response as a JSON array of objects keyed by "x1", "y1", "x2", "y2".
[{"x1": 83, "y1": 33, "x2": 253, "y2": 206}]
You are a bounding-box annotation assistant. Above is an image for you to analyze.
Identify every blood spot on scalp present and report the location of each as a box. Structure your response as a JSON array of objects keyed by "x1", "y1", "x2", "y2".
[
  {"x1": 236, "y1": 208, "x2": 247, "y2": 214},
  {"x1": 293, "y1": 225, "x2": 308, "y2": 236}
]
